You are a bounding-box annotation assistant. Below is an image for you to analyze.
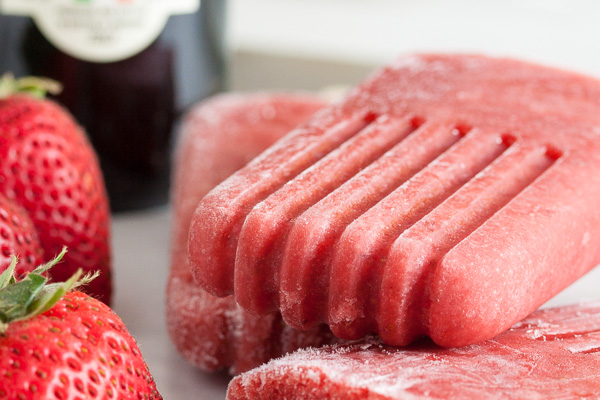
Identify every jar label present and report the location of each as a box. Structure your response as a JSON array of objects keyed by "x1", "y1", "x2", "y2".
[{"x1": 0, "y1": 0, "x2": 200, "y2": 63}]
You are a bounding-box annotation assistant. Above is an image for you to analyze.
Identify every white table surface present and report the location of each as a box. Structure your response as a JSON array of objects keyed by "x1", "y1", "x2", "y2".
[
  {"x1": 111, "y1": 207, "x2": 230, "y2": 400},
  {"x1": 110, "y1": 206, "x2": 600, "y2": 400}
]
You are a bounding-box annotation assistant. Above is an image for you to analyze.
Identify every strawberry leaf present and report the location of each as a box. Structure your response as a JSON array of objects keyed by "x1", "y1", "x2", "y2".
[
  {"x1": 0, "y1": 256, "x2": 18, "y2": 290},
  {"x1": 0, "y1": 273, "x2": 47, "y2": 324},
  {"x1": 32, "y1": 246, "x2": 67, "y2": 276},
  {"x1": 0, "y1": 73, "x2": 62, "y2": 99},
  {"x1": 0, "y1": 247, "x2": 98, "y2": 334},
  {"x1": 28, "y1": 269, "x2": 82, "y2": 317}
]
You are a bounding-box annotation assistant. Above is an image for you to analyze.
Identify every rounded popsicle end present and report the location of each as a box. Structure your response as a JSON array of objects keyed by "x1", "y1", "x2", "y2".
[
  {"x1": 188, "y1": 199, "x2": 235, "y2": 297},
  {"x1": 427, "y1": 253, "x2": 523, "y2": 348}
]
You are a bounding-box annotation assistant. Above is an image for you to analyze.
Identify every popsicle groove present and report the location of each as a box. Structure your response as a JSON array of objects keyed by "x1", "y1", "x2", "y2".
[
  {"x1": 363, "y1": 136, "x2": 522, "y2": 340},
  {"x1": 279, "y1": 121, "x2": 471, "y2": 328},
  {"x1": 189, "y1": 112, "x2": 380, "y2": 296},
  {"x1": 435, "y1": 142, "x2": 559, "y2": 251},
  {"x1": 186, "y1": 54, "x2": 600, "y2": 351},
  {"x1": 425, "y1": 139, "x2": 559, "y2": 257},
  {"x1": 328, "y1": 129, "x2": 513, "y2": 339},
  {"x1": 376, "y1": 140, "x2": 560, "y2": 346},
  {"x1": 234, "y1": 115, "x2": 425, "y2": 314}
]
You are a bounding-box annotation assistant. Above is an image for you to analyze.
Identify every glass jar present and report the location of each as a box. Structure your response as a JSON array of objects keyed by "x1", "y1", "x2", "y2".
[{"x1": 0, "y1": 0, "x2": 227, "y2": 212}]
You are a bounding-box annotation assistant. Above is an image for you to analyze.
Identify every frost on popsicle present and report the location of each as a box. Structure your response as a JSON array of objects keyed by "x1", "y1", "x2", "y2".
[
  {"x1": 227, "y1": 301, "x2": 600, "y2": 399},
  {"x1": 166, "y1": 93, "x2": 338, "y2": 374},
  {"x1": 189, "y1": 54, "x2": 600, "y2": 348}
]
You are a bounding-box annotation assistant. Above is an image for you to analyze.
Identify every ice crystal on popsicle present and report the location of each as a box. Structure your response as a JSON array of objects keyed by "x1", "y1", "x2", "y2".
[{"x1": 227, "y1": 301, "x2": 600, "y2": 399}]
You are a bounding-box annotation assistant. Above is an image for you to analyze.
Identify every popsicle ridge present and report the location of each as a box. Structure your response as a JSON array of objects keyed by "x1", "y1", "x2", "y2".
[
  {"x1": 427, "y1": 149, "x2": 600, "y2": 346},
  {"x1": 168, "y1": 93, "x2": 337, "y2": 374},
  {"x1": 234, "y1": 115, "x2": 422, "y2": 315},
  {"x1": 328, "y1": 128, "x2": 511, "y2": 339},
  {"x1": 189, "y1": 112, "x2": 375, "y2": 296},
  {"x1": 189, "y1": 54, "x2": 600, "y2": 348},
  {"x1": 377, "y1": 140, "x2": 558, "y2": 346},
  {"x1": 280, "y1": 120, "x2": 468, "y2": 328}
]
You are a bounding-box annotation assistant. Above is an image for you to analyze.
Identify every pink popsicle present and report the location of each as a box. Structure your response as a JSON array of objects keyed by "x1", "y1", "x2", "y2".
[
  {"x1": 167, "y1": 93, "x2": 337, "y2": 374},
  {"x1": 189, "y1": 54, "x2": 600, "y2": 347},
  {"x1": 227, "y1": 301, "x2": 600, "y2": 399}
]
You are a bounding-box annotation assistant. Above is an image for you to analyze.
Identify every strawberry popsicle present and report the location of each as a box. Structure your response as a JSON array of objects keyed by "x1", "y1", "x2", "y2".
[
  {"x1": 189, "y1": 54, "x2": 600, "y2": 347},
  {"x1": 167, "y1": 93, "x2": 338, "y2": 374},
  {"x1": 227, "y1": 301, "x2": 600, "y2": 400}
]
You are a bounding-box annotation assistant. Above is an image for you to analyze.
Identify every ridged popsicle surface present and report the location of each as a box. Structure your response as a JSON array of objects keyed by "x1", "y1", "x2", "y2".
[
  {"x1": 167, "y1": 93, "x2": 336, "y2": 374},
  {"x1": 189, "y1": 54, "x2": 600, "y2": 347}
]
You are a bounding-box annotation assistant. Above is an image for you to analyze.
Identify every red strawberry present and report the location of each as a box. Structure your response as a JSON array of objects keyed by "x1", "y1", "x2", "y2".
[
  {"x1": 0, "y1": 193, "x2": 44, "y2": 276},
  {"x1": 0, "y1": 74, "x2": 111, "y2": 303},
  {"x1": 0, "y1": 249, "x2": 161, "y2": 399}
]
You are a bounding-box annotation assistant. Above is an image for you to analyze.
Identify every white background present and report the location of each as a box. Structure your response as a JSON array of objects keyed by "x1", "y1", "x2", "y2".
[
  {"x1": 112, "y1": 1, "x2": 600, "y2": 399},
  {"x1": 227, "y1": 0, "x2": 600, "y2": 90}
]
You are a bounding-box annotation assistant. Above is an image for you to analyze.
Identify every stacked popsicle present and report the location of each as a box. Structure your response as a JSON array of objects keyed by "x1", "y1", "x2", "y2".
[
  {"x1": 227, "y1": 301, "x2": 600, "y2": 399},
  {"x1": 166, "y1": 93, "x2": 337, "y2": 374},
  {"x1": 189, "y1": 54, "x2": 600, "y2": 347},
  {"x1": 169, "y1": 54, "x2": 600, "y2": 397}
]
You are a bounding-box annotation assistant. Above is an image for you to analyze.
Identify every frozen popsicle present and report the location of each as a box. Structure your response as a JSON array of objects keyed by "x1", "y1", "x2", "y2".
[
  {"x1": 189, "y1": 54, "x2": 600, "y2": 347},
  {"x1": 167, "y1": 93, "x2": 338, "y2": 374},
  {"x1": 227, "y1": 301, "x2": 600, "y2": 400}
]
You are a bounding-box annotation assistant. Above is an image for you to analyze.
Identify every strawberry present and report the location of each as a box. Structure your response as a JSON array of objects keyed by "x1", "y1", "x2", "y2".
[
  {"x1": 0, "y1": 74, "x2": 111, "y2": 303},
  {"x1": 0, "y1": 249, "x2": 161, "y2": 399},
  {"x1": 0, "y1": 193, "x2": 44, "y2": 276}
]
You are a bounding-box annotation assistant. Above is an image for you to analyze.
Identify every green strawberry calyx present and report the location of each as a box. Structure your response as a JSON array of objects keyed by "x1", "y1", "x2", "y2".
[
  {"x1": 0, "y1": 72, "x2": 63, "y2": 100},
  {"x1": 0, "y1": 246, "x2": 98, "y2": 334}
]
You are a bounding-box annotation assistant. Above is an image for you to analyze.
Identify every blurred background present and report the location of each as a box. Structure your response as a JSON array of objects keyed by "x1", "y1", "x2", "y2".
[
  {"x1": 2, "y1": 1, "x2": 600, "y2": 398},
  {"x1": 3, "y1": 0, "x2": 599, "y2": 213},
  {"x1": 227, "y1": 0, "x2": 600, "y2": 91}
]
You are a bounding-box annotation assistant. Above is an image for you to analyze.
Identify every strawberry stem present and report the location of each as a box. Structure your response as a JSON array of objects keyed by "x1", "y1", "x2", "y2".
[
  {"x1": 0, "y1": 247, "x2": 98, "y2": 334},
  {"x1": 0, "y1": 73, "x2": 63, "y2": 100},
  {"x1": 0, "y1": 257, "x2": 18, "y2": 290}
]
